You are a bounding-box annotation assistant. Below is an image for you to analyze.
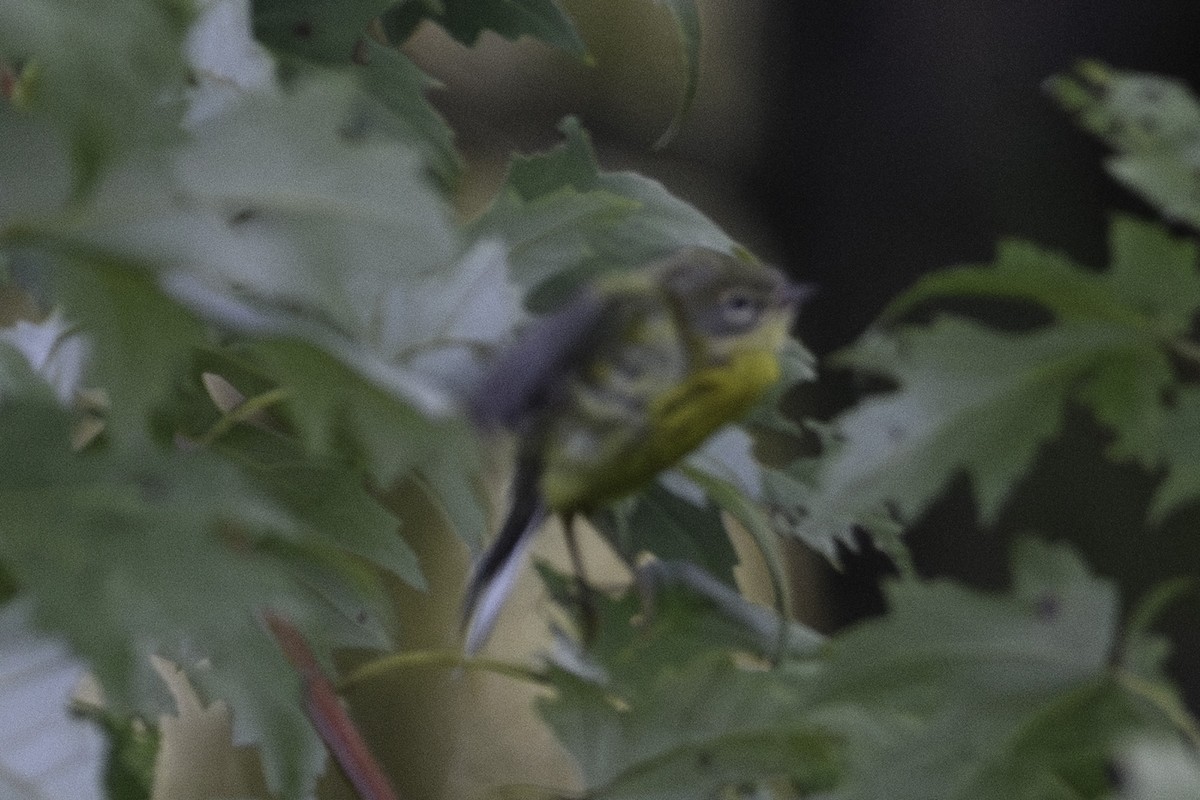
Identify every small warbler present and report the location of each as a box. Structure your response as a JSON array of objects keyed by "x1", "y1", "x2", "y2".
[{"x1": 462, "y1": 246, "x2": 806, "y2": 653}]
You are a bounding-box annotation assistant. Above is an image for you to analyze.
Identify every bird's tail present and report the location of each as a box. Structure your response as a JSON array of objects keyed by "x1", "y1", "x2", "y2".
[{"x1": 462, "y1": 460, "x2": 547, "y2": 655}]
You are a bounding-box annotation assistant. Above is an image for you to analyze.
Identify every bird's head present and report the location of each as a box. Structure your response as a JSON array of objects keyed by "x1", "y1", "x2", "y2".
[{"x1": 655, "y1": 247, "x2": 811, "y2": 363}]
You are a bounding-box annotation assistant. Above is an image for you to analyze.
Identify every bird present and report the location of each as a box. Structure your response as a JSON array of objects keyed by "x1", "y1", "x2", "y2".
[{"x1": 461, "y1": 246, "x2": 807, "y2": 654}]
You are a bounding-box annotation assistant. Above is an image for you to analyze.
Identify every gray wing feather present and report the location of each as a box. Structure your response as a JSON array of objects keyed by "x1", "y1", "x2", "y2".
[{"x1": 468, "y1": 288, "x2": 613, "y2": 430}]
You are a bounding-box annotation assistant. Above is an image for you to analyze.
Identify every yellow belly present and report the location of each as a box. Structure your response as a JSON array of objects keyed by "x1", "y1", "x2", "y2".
[{"x1": 539, "y1": 349, "x2": 780, "y2": 512}]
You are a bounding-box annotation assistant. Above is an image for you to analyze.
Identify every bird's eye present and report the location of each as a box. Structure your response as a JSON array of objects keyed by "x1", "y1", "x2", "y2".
[{"x1": 719, "y1": 288, "x2": 764, "y2": 327}]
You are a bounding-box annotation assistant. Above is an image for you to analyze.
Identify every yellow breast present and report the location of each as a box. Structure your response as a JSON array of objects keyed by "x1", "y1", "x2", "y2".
[{"x1": 539, "y1": 348, "x2": 780, "y2": 512}]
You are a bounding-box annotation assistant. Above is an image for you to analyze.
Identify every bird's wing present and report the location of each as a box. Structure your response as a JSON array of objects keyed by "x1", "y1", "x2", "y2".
[{"x1": 467, "y1": 286, "x2": 616, "y2": 430}]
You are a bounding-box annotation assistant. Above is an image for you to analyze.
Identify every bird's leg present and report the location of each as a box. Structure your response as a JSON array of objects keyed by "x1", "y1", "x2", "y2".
[
  {"x1": 562, "y1": 513, "x2": 598, "y2": 643},
  {"x1": 605, "y1": 533, "x2": 658, "y2": 632},
  {"x1": 605, "y1": 515, "x2": 658, "y2": 633}
]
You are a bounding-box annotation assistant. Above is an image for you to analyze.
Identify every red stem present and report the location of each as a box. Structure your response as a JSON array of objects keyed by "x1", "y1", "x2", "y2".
[{"x1": 265, "y1": 612, "x2": 400, "y2": 800}]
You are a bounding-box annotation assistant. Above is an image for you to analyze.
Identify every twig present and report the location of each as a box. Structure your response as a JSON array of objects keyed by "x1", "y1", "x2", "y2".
[{"x1": 265, "y1": 612, "x2": 401, "y2": 800}]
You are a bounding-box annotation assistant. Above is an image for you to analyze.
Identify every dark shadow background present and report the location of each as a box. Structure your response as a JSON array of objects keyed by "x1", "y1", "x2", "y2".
[{"x1": 758, "y1": 0, "x2": 1200, "y2": 354}]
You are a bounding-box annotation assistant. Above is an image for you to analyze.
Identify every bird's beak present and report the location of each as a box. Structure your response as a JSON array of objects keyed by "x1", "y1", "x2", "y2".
[{"x1": 775, "y1": 280, "x2": 818, "y2": 308}]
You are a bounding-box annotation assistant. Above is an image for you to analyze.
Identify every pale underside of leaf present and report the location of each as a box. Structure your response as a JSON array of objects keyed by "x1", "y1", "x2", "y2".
[{"x1": 0, "y1": 602, "x2": 107, "y2": 800}]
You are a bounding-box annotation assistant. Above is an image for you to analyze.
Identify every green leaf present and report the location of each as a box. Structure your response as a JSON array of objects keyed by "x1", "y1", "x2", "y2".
[
  {"x1": 243, "y1": 338, "x2": 487, "y2": 545},
  {"x1": 218, "y1": 424, "x2": 424, "y2": 591},
  {"x1": 807, "y1": 216, "x2": 1200, "y2": 547},
  {"x1": 33, "y1": 76, "x2": 491, "y2": 543},
  {"x1": 470, "y1": 117, "x2": 735, "y2": 303},
  {"x1": 820, "y1": 539, "x2": 1117, "y2": 712},
  {"x1": 538, "y1": 539, "x2": 1189, "y2": 800},
  {"x1": 830, "y1": 677, "x2": 1144, "y2": 800},
  {"x1": 593, "y1": 168, "x2": 736, "y2": 270},
  {"x1": 1076, "y1": 343, "x2": 1175, "y2": 465},
  {"x1": 374, "y1": 0, "x2": 587, "y2": 55},
  {"x1": 537, "y1": 572, "x2": 839, "y2": 800},
  {"x1": 1148, "y1": 387, "x2": 1200, "y2": 522},
  {"x1": 792, "y1": 318, "x2": 1171, "y2": 557},
  {"x1": 251, "y1": 340, "x2": 428, "y2": 478},
  {"x1": 680, "y1": 466, "x2": 794, "y2": 648},
  {"x1": 252, "y1": 0, "x2": 395, "y2": 62},
  {"x1": 813, "y1": 540, "x2": 1146, "y2": 800},
  {"x1": 882, "y1": 217, "x2": 1200, "y2": 342},
  {"x1": 506, "y1": 115, "x2": 600, "y2": 196},
  {"x1": 596, "y1": 483, "x2": 737, "y2": 586},
  {"x1": 880, "y1": 238, "x2": 1145, "y2": 328},
  {"x1": 169, "y1": 78, "x2": 458, "y2": 326},
  {"x1": 544, "y1": 658, "x2": 838, "y2": 800},
  {"x1": 433, "y1": 0, "x2": 585, "y2": 55},
  {"x1": 1111, "y1": 581, "x2": 1200, "y2": 765},
  {"x1": 50, "y1": 78, "x2": 457, "y2": 346},
  {"x1": 0, "y1": 400, "x2": 349, "y2": 798},
  {"x1": 1107, "y1": 215, "x2": 1200, "y2": 335},
  {"x1": 41, "y1": 76, "x2": 490, "y2": 415},
  {"x1": 249, "y1": 4, "x2": 461, "y2": 180},
  {"x1": 0, "y1": 104, "x2": 72, "y2": 231},
  {"x1": 154, "y1": 79, "x2": 500, "y2": 432},
  {"x1": 165, "y1": 350, "x2": 424, "y2": 588},
  {"x1": 647, "y1": 0, "x2": 700, "y2": 149},
  {"x1": 54, "y1": 262, "x2": 210, "y2": 440},
  {"x1": 473, "y1": 184, "x2": 640, "y2": 300},
  {"x1": 0, "y1": 0, "x2": 191, "y2": 187},
  {"x1": 90, "y1": 711, "x2": 159, "y2": 800},
  {"x1": 1047, "y1": 62, "x2": 1200, "y2": 230},
  {"x1": 352, "y1": 39, "x2": 460, "y2": 182}
]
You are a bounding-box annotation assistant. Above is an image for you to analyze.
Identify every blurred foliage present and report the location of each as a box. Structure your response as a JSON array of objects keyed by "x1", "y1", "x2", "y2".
[{"x1": 1, "y1": 0, "x2": 1199, "y2": 797}]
